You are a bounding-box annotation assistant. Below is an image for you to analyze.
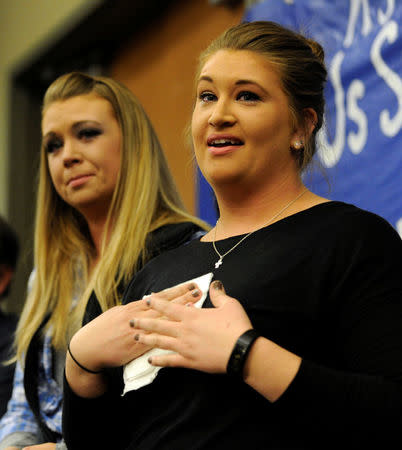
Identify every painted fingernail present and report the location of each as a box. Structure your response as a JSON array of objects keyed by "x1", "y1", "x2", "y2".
[
  {"x1": 148, "y1": 357, "x2": 153, "y2": 364},
  {"x1": 212, "y1": 280, "x2": 224, "y2": 290},
  {"x1": 191, "y1": 289, "x2": 200, "y2": 298},
  {"x1": 188, "y1": 283, "x2": 196, "y2": 290},
  {"x1": 129, "y1": 319, "x2": 135, "y2": 328},
  {"x1": 134, "y1": 334, "x2": 140, "y2": 341},
  {"x1": 146, "y1": 298, "x2": 151, "y2": 306}
]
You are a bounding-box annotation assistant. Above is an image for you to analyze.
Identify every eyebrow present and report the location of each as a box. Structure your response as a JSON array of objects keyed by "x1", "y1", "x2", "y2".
[
  {"x1": 42, "y1": 120, "x2": 101, "y2": 139},
  {"x1": 42, "y1": 131, "x2": 57, "y2": 141},
  {"x1": 198, "y1": 75, "x2": 268, "y2": 94}
]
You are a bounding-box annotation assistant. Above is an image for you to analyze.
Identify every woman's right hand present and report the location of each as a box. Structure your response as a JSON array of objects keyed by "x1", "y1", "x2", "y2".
[{"x1": 67, "y1": 282, "x2": 201, "y2": 380}]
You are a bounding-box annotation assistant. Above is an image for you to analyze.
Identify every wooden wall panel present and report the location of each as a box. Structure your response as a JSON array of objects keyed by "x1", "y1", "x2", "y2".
[{"x1": 110, "y1": 0, "x2": 244, "y2": 214}]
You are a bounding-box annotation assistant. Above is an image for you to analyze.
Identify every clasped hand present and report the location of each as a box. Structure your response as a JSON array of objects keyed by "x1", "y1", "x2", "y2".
[
  {"x1": 69, "y1": 280, "x2": 252, "y2": 375},
  {"x1": 131, "y1": 280, "x2": 252, "y2": 374}
]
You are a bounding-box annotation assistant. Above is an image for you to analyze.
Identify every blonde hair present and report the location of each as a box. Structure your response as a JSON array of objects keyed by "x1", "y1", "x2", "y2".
[
  {"x1": 15, "y1": 72, "x2": 207, "y2": 362},
  {"x1": 193, "y1": 21, "x2": 327, "y2": 171}
]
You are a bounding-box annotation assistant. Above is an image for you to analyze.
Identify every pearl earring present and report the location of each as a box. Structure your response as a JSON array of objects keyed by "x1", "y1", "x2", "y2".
[{"x1": 293, "y1": 140, "x2": 303, "y2": 150}]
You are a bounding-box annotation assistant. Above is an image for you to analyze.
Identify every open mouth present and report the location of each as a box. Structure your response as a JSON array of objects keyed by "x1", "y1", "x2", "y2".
[{"x1": 208, "y1": 137, "x2": 244, "y2": 147}]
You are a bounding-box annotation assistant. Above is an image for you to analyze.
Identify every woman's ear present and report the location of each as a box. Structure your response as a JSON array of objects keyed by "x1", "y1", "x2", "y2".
[
  {"x1": 303, "y1": 107, "x2": 318, "y2": 138},
  {"x1": 290, "y1": 108, "x2": 318, "y2": 150}
]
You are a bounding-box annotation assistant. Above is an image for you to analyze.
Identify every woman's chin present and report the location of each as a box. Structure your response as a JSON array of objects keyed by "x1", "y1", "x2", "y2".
[{"x1": 205, "y1": 172, "x2": 247, "y2": 191}]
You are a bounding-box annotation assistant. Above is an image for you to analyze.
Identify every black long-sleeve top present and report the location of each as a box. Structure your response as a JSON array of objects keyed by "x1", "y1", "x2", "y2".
[{"x1": 63, "y1": 202, "x2": 402, "y2": 449}]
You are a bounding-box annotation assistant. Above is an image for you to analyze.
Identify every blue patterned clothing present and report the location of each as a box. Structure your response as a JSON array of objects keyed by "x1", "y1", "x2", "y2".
[
  {"x1": 0, "y1": 333, "x2": 64, "y2": 447},
  {"x1": 0, "y1": 269, "x2": 71, "y2": 449}
]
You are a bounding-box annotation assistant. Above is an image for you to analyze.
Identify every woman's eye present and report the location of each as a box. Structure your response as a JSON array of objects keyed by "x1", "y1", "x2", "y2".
[
  {"x1": 78, "y1": 128, "x2": 102, "y2": 140},
  {"x1": 199, "y1": 92, "x2": 217, "y2": 103},
  {"x1": 45, "y1": 139, "x2": 62, "y2": 153},
  {"x1": 237, "y1": 91, "x2": 261, "y2": 102}
]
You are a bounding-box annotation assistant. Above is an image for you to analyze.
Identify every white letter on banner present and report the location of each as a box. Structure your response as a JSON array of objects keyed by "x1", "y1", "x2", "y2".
[
  {"x1": 344, "y1": 0, "x2": 373, "y2": 48},
  {"x1": 347, "y1": 79, "x2": 368, "y2": 154},
  {"x1": 318, "y1": 51, "x2": 346, "y2": 168},
  {"x1": 371, "y1": 20, "x2": 402, "y2": 137},
  {"x1": 396, "y1": 218, "x2": 402, "y2": 238},
  {"x1": 377, "y1": 0, "x2": 395, "y2": 25}
]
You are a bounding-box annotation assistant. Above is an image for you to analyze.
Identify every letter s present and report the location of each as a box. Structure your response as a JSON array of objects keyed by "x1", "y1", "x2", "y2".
[
  {"x1": 347, "y1": 79, "x2": 367, "y2": 154},
  {"x1": 318, "y1": 51, "x2": 346, "y2": 168},
  {"x1": 371, "y1": 20, "x2": 402, "y2": 137}
]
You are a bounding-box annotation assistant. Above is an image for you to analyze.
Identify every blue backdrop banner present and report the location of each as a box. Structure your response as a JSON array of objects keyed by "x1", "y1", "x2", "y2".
[{"x1": 197, "y1": 0, "x2": 401, "y2": 235}]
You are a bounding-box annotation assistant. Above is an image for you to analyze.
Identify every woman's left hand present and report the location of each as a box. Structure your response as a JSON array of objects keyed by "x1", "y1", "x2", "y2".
[{"x1": 132, "y1": 280, "x2": 252, "y2": 373}]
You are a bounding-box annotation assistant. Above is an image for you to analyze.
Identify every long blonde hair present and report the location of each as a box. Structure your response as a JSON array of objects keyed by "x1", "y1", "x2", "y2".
[{"x1": 15, "y1": 72, "x2": 207, "y2": 361}]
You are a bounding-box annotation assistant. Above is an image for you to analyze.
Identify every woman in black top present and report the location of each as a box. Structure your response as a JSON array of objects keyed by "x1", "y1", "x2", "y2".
[{"x1": 64, "y1": 21, "x2": 402, "y2": 449}]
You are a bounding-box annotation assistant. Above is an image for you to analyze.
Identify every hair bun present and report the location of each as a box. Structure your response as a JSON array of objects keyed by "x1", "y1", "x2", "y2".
[{"x1": 306, "y1": 38, "x2": 325, "y2": 64}]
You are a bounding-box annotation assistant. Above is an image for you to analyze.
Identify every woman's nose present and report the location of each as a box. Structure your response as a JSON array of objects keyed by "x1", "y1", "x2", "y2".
[
  {"x1": 208, "y1": 100, "x2": 236, "y2": 128},
  {"x1": 62, "y1": 140, "x2": 82, "y2": 168}
]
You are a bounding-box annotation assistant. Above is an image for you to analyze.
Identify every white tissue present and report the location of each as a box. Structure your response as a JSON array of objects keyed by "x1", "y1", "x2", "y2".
[{"x1": 122, "y1": 272, "x2": 213, "y2": 394}]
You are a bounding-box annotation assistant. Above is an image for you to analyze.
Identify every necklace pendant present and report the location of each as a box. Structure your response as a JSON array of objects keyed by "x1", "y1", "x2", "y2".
[{"x1": 215, "y1": 258, "x2": 223, "y2": 269}]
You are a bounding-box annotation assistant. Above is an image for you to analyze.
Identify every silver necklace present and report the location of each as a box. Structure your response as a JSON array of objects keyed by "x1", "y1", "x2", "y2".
[{"x1": 212, "y1": 189, "x2": 307, "y2": 269}]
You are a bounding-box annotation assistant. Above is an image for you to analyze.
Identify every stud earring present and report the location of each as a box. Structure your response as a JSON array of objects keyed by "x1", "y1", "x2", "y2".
[{"x1": 292, "y1": 140, "x2": 303, "y2": 150}]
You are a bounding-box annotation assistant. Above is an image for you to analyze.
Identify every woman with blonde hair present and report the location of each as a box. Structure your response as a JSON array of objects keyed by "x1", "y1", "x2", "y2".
[
  {"x1": 0, "y1": 72, "x2": 207, "y2": 449},
  {"x1": 64, "y1": 21, "x2": 402, "y2": 449}
]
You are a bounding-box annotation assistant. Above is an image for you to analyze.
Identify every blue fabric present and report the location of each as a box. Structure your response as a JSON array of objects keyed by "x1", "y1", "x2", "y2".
[
  {"x1": 196, "y1": 168, "x2": 218, "y2": 226},
  {"x1": 0, "y1": 361, "x2": 38, "y2": 439},
  {"x1": 0, "y1": 269, "x2": 68, "y2": 445},
  {"x1": 0, "y1": 332, "x2": 63, "y2": 442}
]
